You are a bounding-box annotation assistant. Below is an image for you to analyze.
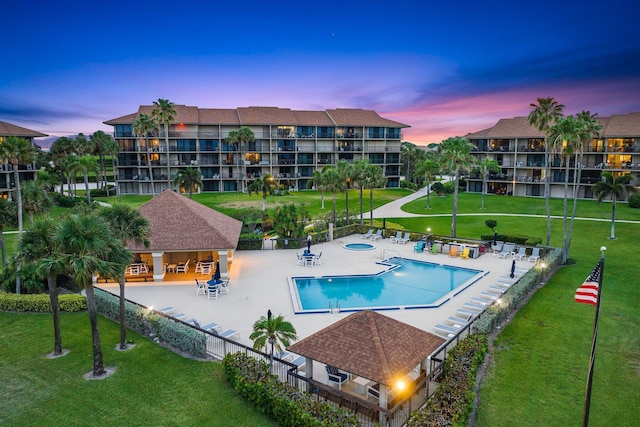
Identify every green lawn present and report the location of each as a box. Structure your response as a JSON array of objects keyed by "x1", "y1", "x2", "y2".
[{"x1": 0, "y1": 311, "x2": 276, "y2": 426}]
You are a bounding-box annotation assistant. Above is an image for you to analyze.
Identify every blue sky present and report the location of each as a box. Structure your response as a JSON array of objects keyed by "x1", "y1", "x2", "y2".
[{"x1": 2, "y1": 0, "x2": 639, "y2": 145}]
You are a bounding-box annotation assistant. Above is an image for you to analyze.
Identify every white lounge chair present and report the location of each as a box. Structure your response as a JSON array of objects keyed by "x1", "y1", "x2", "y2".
[
  {"x1": 370, "y1": 230, "x2": 383, "y2": 241},
  {"x1": 390, "y1": 231, "x2": 403, "y2": 243},
  {"x1": 513, "y1": 247, "x2": 527, "y2": 260},
  {"x1": 497, "y1": 245, "x2": 514, "y2": 259},
  {"x1": 216, "y1": 329, "x2": 239, "y2": 339},
  {"x1": 158, "y1": 306, "x2": 175, "y2": 314},
  {"x1": 398, "y1": 232, "x2": 411, "y2": 244},
  {"x1": 445, "y1": 315, "x2": 471, "y2": 328},
  {"x1": 201, "y1": 322, "x2": 221, "y2": 332},
  {"x1": 361, "y1": 229, "x2": 374, "y2": 239},
  {"x1": 528, "y1": 247, "x2": 541, "y2": 262}
]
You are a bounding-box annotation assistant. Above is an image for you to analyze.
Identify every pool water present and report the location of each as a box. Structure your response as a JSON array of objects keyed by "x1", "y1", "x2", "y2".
[
  {"x1": 290, "y1": 257, "x2": 486, "y2": 313},
  {"x1": 343, "y1": 243, "x2": 376, "y2": 251}
]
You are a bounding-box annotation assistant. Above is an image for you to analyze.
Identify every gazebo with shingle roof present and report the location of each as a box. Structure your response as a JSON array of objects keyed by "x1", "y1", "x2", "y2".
[
  {"x1": 132, "y1": 189, "x2": 242, "y2": 281},
  {"x1": 287, "y1": 310, "x2": 444, "y2": 410}
]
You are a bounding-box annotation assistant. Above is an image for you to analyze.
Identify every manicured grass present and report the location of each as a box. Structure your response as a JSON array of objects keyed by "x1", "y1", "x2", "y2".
[
  {"x1": 391, "y1": 202, "x2": 640, "y2": 425},
  {"x1": 0, "y1": 311, "x2": 276, "y2": 426}
]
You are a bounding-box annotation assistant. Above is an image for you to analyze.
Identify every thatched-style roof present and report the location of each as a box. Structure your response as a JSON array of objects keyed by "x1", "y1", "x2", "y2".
[
  {"x1": 132, "y1": 190, "x2": 242, "y2": 252},
  {"x1": 287, "y1": 310, "x2": 444, "y2": 386}
]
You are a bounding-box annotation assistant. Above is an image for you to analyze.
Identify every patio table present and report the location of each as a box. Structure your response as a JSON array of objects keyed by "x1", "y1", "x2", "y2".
[{"x1": 353, "y1": 376, "x2": 372, "y2": 395}]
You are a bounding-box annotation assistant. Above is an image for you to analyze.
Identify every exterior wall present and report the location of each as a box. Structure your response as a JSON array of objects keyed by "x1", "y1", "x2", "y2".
[{"x1": 110, "y1": 114, "x2": 404, "y2": 195}]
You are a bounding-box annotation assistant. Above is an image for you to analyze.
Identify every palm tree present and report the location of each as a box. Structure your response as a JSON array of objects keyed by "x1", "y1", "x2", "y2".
[
  {"x1": 319, "y1": 167, "x2": 343, "y2": 226},
  {"x1": 98, "y1": 204, "x2": 151, "y2": 350},
  {"x1": 0, "y1": 136, "x2": 37, "y2": 234},
  {"x1": 90, "y1": 130, "x2": 114, "y2": 193},
  {"x1": 50, "y1": 136, "x2": 77, "y2": 196},
  {"x1": 353, "y1": 159, "x2": 370, "y2": 225},
  {"x1": 593, "y1": 172, "x2": 638, "y2": 239},
  {"x1": 247, "y1": 174, "x2": 276, "y2": 211},
  {"x1": 17, "y1": 219, "x2": 66, "y2": 356},
  {"x1": 438, "y1": 136, "x2": 475, "y2": 237},
  {"x1": 226, "y1": 127, "x2": 255, "y2": 192},
  {"x1": 54, "y1": 213, "x2": 130, "y2": 376},
  {"x1": 152, "y1": 98, "x2": 176, "y2": 191},
  {"x1": 131, "y1": 114, "x2": 158, "y2": 196},
  {"x1": 102, "y1": 137, "x2": 120, "y2": 196},
  {"x1": 307, "y1": 169, "x2": 327, "y2": 209},
  {"x1": 547, "y1": 115, "x2": 586, "y2": 263},
  {"x1": 476, "y1": 158, "x2": 501, "y2": 209},
  {"x1": 414, "y1": 157, "x2": 439, "y2": 209},
  {"x1": 173, "y1": 167, "x2": 202, "y2": 198},
  {"x1": 21, "y1": 180, "x2": 52, "y2": 226},
  {"x1": 528, "y1": 97, "x2": 565, "y2": 246},
  {"x1": 69, "y1": 155, "x2": 100, "y2": 203},
  {"x1": 0, "y1": 198, "x2": 17, "y2": 267},
  {"x1": 336, "y1": 160, "x2": 354, "y2": 224},
  {"x1": 362, "y1": 164, "x2": 386, "y2": 226},
  {"x1": 249, "y1": 311, "x2": 297, "y2": 370}
]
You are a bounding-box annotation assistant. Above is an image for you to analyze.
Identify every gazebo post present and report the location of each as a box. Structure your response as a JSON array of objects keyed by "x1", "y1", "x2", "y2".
[
  {"x1": 218, "y1": 251, "x2": 230, "y2": 278},
  {"x1": 152, "y1": 252, "x2": 165, "y2": 281}
]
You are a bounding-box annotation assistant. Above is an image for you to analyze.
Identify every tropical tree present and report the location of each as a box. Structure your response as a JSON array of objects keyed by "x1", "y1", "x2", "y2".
[
  {"x1": 362, "y1": 164, "x2": 386, "y2": 226},
  {"x1": 226, "y1": 127, "x2": 255, "y2": 192},
  {"x1": 69, "y1": 155, "x2": 100, "y2": 203},
  {"x1": 319, "y1": 167, "x2": 343, "y2": 226},
  {"x1": 102, "y1": 136, "x2": 120, "y2": 196},
  {"x1": 0, "y1": 136, "x2": 37, "y2": 234},
  {"x1": 247, "y1": 174, "x2": 276, "y2": 211},
  {"x1": 173, "y1": 166, "x2": 202, "y2": 199},
  {"x1": 21, "y1": 180, "x2": 52, "y2": 226},
  {"x1": 131, "y1": 114, "x2": 158, "y2": 195},
  {"x1": 152, "y1": 98, "x2": 176, "y2": 190},
  {"x1": 307, "y1": 168, "x2": 327, "y2": 209},
  {"x1": 353, "y1": 158, "x2": 370, "y2": 224},
  {"x1": 336, "y1": 160, "x2": 355, "y2": 224},
  {"x1": 249, "y1": 311, "x2": 297, "y2": 370},
  {"x1": 34, "y1": 168, "x2": 59, "y2": 193},
  {"x1": 401, "y1": 142, "x2": 425, "y2": 184},
  {"x1": 438, "y1": 136, "x2": 475, "y2": 237},
  {"x1": 476, "y1": 158, "x2": 501, "y2": 209},
  {"x1": 54, "y1": 213, "x2": 130, "y2": 376},
  {"x1": 98, "y1": 204, "x2": 151, "y2": 349},
  {"x1": 528, "y1": 97, "x2": 565, "y2": 246},
  {"x1": 271, "y1": 203, "x2": 309, "y2": 240},
  {"x1": 0, "y1": 198, "x2": 17, "y2": 266},
  {"x1": 593, "y1": 172, "x2": 638, "y2": 239},
  {"x1": 49, "y1": 136, "x2": 77, "y2": 196},
  {"x1": 90, "y1": 130, "x2": 114, "y2": 193},
  {"x1": 414, "y1": 157, "x2": 439, "y2": 209},
  {"x1": 17, "y1": 219, "x2": 66, "y2": 356}
]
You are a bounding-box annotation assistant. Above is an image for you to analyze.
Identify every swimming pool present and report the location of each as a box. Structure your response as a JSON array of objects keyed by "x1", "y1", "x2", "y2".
[
  {"x1": 343, "y1": 243, "x2": 376, "y2": 251},
  {"x1": 289, "y1": 257, "x2": 487, "y2": 313}
]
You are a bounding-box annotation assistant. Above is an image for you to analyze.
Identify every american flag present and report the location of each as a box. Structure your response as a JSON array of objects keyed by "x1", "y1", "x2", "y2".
[{"x1": 574, "y1": 262, "x2": 602, "y2": 306}]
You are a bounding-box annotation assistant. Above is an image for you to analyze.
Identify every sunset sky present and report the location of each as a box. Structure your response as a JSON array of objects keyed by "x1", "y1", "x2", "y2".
[{"x1": 2, "y1": 0, "x2": 640, "y2": 145}]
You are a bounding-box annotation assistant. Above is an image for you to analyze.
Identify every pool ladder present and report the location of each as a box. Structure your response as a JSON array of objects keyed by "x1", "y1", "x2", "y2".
[{"x1": 329, "y1": 301, "x2": 341, "y2": 314}]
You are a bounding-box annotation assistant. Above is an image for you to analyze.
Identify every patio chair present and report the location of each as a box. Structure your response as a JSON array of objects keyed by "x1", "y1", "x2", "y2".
[
  {"x1": 367, "y1": 383, "x2": 381, "y2": 401},
  {"x1": 512, "y1": 246, "x2": 527, "y2": 260},
  {"x1": 413, "y1": 241, "x2": 425, "y2": 253},
  {"x1": 291, "y1": 355, "x2": 306, "y2": 372},
  {"x1": 218, "y1": 278, "x2": 230, "y2": 294},
  {"x1": 398, "y1": 232, "x2": 411, "y2": 244},
  {"x1": 491, "y1": 243, "x2": 503, "y2": 255},
  {"x1": 448, "y1": 245, "x2": 459, "y2": 257},
  {"x1": 446, "y1": 313, "x2": 473, "y2": 327},
  {"x1": 296, "y1": 253, "x2": 306, "y2": 266},
  {"x1": 430, "y1": 243, "x2": 440, "y2": 254},
  {"x1": 496, "y1": 245, "x2": 514, "y2": 259},
  {"x1": 370, "y1": 230, "x2": 383, "y2": 241},
  {"x1": 460, "y1": 247, "x2": 470, "y2": 259},
  {"x1": 361, "y1": 229, "x2": 374, "y2": 239},
  {"x1": 176, "y1": 259, "x2": 190, "y2": 273},
  {"x1": 201, "y1": 322, "x2": 221, "y2": 332},
  {"x1": 207, "y1": 283, "x2": 219, "y2": 300},
  {"x1": 390, "y1": 231, "x2": 403, "y2": 243},
  {"x1": 313, "y1": 252, "x2": 322, "y2": 266},
  {"x1": 528, "y1": 247, "x2": 541, "y2": 262},
  {"x1": 201, "y1": 263, "x2": 213, "y2": 275},
  {"x1": 195, "y1": 279, "x2": 206, "y2": 296},
  {"x1": 325, "y1": 364, "x2": 349, "y2": 390}
]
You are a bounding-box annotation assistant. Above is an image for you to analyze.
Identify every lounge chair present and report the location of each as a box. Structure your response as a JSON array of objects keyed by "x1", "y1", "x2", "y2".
[
  {"x1": 463, "y1": 302, "x2": 485, "y2": 312},
  {"x1": 460, "y1": 247, "x2": 470, "y2": 259},
  {"x1": 513, "y1": 246, "x2": 527, "y2": 260},
  {"x1": 185, "y1": 318, "x2": 200, "y2": 328},
  {"x1": 470, "y1": 297, "x2": 491, "y2": 306},
  {"x1": 487, "y1": 285, "x2": 507, "y2": 294},
  {"x1": 430, "y1": 243, "x2": 440, "y2": 254},
  {"x1": 528, "y1": 247, "x2": 541, "y2": 262},
  {"x1": 445, "y1": 315, "x2": 471, "y2": 327},
  {"x1": 434, "y1": 323, "x2": 462, "y2": 334},
  {"x1": 413, "y1": 241, "x2": 425, "y2": 253},
  {"x1": 201, "y1": 322, "x2": 221, "y2": 332},
  {"x1": 456, "y1": 307, "x2": 478, "y2": 318},
  {"x1": 215, "y1": 329, "x2": 239, "y2": 339},
  {"x1": 497, "y1": 245, "x2": 514, "y2": 259},
  {"x1": 491, "y1": 243, "x2": 503, "y2": 255},
  {"x1": 291, "y1": 355, "x2": 306, "y2": 372},
  {"x1": 448, "y1": 245, "x2": 459, "y2": 257},
  {"x1": 325, "y1": 364, "x2": 349, "y2": 390},
  {"x1": 478, "y1": 292, "x2": 499, "y2": 302},
  {"x1": 361, "y1": 229, "x2": 374, "y2": 239},
  {"x1": 370, "y1": 230, "x2": 383, "y2": 241},
  {"x1": 398, "y1": 232, "x2": 411, "y2": 244},
  {"x1": 158, "y1": 306, "x2": 175, "y2": 314},
  {"x1": 195, "y1": 279, "x2": 206, "y2": 296},
  {"x1": 390, "y1": 231, "x2": 403, "y2": 243}
]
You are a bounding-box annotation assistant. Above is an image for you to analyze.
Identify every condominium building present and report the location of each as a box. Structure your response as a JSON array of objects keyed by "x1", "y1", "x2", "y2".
[
  {"x1": 105, "y1": 106, "x2": 409, "y2": 195},
  {"x1": 465, "y1": 113, "x2": 640, "y2": 199},
  {"x1": 0, "y1": 120, "x2": 47, "y2": 199}
]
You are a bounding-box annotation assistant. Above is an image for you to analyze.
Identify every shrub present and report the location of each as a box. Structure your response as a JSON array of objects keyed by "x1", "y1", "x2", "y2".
[
  {"x1": 0, "y1": 291, "x2": 86, "y2": 312},
  {"x1": 89, "y1": 185, "x2": 116, "y2": 198},
  {"x1": 51, "y1": 193, "x2": 86, "y2": 208},
  {"x1": 223, "y1": 353, "x2": 359, "y2": 426},
  {"x1": 628, "y1": 193, "x2": 640, "y2": 208},
  {"x1": 443, "y1": 181, "x2": 456, "y2": 194},
  {"x1": 237, "y1": 234, "x2": 263, "y2": 250},
  {"x1": 485, "y1": 219, "x2": 497, "y2": 230},
  {"x1": 406, "y1": 334, "x2": 489, "y2": 426},
  {"x1": 431, "y1": 182, "x2": 445, "y2": 195},
  {"x1": 480, "y1": 233, "x2": 542, "y2": 246}
]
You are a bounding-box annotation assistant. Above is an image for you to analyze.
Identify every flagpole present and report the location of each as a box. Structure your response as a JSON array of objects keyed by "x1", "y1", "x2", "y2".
[{"x1": 582, "y1": 247, "x2": 606, "y2": 427}]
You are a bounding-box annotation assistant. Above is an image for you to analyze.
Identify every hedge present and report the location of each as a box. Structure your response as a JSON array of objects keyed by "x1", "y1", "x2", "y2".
[
  {"x1": 0, "y1": 291, "x2": 86, "y2": 312},
  {"x1": 480, "y1": 233, "x2": 543, "y2": 246}
]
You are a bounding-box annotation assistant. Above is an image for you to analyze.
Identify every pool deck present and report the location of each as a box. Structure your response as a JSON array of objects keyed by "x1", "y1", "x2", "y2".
[{"x1": 98, "y1": 234, "x2": 532, "y2": 347}]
